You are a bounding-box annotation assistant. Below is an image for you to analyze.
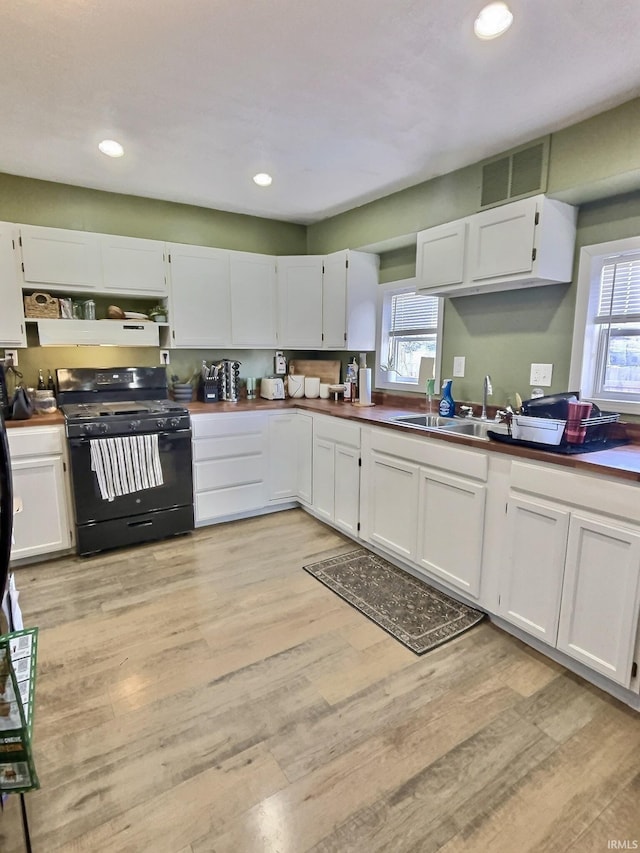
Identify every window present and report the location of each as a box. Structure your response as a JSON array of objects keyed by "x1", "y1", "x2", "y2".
[
  {"x1": 570, "y1": 236, "x2": 640, "y2": 414},
  {"x1": 375, "y1": 280, "x2": 443, "y2": 391}
]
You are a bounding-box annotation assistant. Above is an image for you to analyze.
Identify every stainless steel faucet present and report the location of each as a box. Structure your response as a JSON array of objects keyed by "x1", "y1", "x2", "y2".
[{"x1": 481, "y1": 375, "x2": 493, "y2": 420}]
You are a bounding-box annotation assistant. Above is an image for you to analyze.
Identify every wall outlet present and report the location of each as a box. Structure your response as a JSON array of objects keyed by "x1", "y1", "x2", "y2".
[
  {"x1": 453, "y1": 356, "x2": 465, "y2": 378},
  {"x1": 160, "y1": 349, "x2": 170, "y2": 366},
  {"x1": 530, "y1": 362, "x2": 553, "y2": 386},
  {"x1": 3, "y1": 349, "x2": 18, "y2": 366}
]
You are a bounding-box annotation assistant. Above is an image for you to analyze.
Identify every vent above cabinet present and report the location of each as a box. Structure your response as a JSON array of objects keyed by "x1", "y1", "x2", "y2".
[{"x1": 479, "y1": 137, "x2": 549, "y2": 210}]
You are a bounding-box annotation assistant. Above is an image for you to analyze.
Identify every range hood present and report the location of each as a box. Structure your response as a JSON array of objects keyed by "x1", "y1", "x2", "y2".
[{"x1": 36, "y1": 319, "x2": 160, "y2": 347}]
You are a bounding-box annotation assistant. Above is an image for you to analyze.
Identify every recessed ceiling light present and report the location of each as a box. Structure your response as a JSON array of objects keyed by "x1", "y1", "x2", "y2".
[
  {"x1": 474, "y1": 2, "x2": 513, "y2": 39},
  {"x1": 253, "y1": 173, "x2": 273, "y2": 187},
  {"x1": 98, "y1": 139, "x2": 124, "y2": 158}
]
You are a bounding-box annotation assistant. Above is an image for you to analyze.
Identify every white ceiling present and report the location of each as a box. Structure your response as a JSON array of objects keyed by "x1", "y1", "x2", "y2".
[{"x1": 2, "y1": 1, "x2": 640, "y2": 225}]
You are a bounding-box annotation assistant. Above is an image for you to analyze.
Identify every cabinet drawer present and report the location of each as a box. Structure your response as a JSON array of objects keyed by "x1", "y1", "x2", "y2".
[
  {"x1": 195, "y1": 483, "x2": 266, "y2": 523},
  {"x1": 194, "y1": 455, "x2": 264, "y2": 491},
  {"x1": 8, "y1": 426, "x2": 65, "y2": 458},
  {"x1": 192, "y1": 433, "x2": 265, "y2": 462},
  {"x1": 191, "y1": 412, "x2": 266, "y2": 440},
  {"x1": 314, "y1": 415, "x2": 360, "y2": 448}
]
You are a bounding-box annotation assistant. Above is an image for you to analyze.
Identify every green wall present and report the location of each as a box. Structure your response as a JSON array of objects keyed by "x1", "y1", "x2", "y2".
[
  {"x1": 4, "y1": 98, "x2": 640, "y2": 407},
  {"x1": 0, "y1": 173, "x2": 306, "y2": 254}
]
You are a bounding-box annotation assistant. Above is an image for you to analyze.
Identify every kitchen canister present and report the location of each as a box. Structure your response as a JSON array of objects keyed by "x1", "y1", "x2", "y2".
[
  {"x1": 287, "y1": 374, "x2": 305, "y2": 398},
  {"x1": 319, "y1": 383, "x2": 330, "y2": 399},
  {"x1": 304, "y1": 377, "x2": 320, "y2": 398}
]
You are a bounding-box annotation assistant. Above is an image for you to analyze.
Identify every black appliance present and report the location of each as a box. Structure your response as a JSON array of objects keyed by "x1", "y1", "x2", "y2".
[
  {"x1": 57, "y1": 367, "x2": 194, "y2": 556},
  {"x1": 0, "y1": 362, "x2": 11, "y2": 420}
]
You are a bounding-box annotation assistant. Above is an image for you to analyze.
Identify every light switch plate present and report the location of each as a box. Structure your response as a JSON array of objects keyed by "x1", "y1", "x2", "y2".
[
  {"x1": 160, "y1": 349, "x2": 170, "y2": 365},
  {"x1": 453, "y1": 356, "x2": 465, "y2": 377},
  {"x1": 530, "y1": 362, "x2": 553, "y2": 386}
]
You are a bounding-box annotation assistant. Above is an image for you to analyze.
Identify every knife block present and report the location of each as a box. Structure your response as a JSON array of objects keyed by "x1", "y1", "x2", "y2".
[{"x1": 198, "y1": 378, "x2": 219, "y2": 403}]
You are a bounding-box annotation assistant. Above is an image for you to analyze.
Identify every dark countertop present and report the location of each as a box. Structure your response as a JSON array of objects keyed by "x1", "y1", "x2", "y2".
[{"x1": 8, "y1": 398, "x2": 640, "y2": 483}]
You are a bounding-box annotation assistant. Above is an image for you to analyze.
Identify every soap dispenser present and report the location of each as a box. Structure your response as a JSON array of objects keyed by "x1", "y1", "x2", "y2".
[{"x1": 439, "y1": 379, "x2": 455, "y2": 417}]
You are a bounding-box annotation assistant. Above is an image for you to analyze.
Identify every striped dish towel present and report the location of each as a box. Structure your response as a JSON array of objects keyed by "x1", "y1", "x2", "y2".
[{"x1": 90, "y1": 434, "x2": 164, "y2": 502}]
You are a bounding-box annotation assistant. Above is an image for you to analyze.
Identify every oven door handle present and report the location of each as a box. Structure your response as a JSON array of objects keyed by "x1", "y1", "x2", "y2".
[{"x1": 68, "y1": 429, "x2": 192, "y2": 448}]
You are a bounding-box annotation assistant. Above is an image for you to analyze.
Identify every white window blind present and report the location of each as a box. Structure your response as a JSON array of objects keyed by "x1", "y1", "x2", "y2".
[
  {"x1": 596, "y1": 254, "x2": 640, "y2": 323},
  {"x1": 389, "y1": 292, "x2": 439, "y2": 335}
]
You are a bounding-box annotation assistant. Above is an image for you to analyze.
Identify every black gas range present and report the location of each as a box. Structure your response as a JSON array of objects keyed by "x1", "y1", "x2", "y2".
[{"x1": 57, "y1": 367, "x2": 194, "y2": 556}]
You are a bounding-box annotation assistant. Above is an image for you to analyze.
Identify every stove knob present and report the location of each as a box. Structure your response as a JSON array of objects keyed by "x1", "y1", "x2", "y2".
[
  {"x1": 169, "y1": 417, "x2": 181, "y2": 428},
  {"x1": 156, "y1": 418, "x2": 167, "y2": 429},
  {"x1": 82, "y1": 422, "x2": 97, "y2": 435},
  {"x1": 98, "y1": 422, "x2": 109, "y2": 434},
  {"x1": 129, "y1": 420, "x2": 141, "y2": 431}
]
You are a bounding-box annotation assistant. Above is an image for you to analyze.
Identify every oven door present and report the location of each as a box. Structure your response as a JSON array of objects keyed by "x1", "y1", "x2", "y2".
[{"x1": 68, "y1": 429, "x2": 193, "y2": 524}]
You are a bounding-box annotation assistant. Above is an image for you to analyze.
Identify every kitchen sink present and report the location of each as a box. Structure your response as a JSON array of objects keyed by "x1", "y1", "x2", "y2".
[
  {"x1": 392, "y1": 414, "x2": 509, "y2": 441},
  {"x1": 392, "y1": 414, "x2": 458, "y2": 428}
]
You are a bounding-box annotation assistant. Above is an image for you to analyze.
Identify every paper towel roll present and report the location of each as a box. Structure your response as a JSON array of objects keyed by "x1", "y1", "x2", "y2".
[{"x1": 359, "y1": 368, "x2": 372, "y2": 405}]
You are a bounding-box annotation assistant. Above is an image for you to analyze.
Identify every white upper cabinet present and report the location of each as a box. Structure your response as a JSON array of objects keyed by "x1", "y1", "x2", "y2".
[
  {"x1": 19, "y1": 225, "x2": 102, "y2": 291},
  {"x1": 0, "y1": 222, "x2": 26, "y2": 347},
  {"x1": 415, "y1": 220, "x2": 467, "y2": 290},
  {"x1": 322, "y1": 249, "x2": 379, "y2": 350},
  {"x1": 276, "y1": 255, "x2": 323, "y2": 348},
  {"x1": 468, "y1": 197, "x2": 538, "y2": 281},
  {"x1": 416, "y1": 194, "x2": 577, "y2": 297},
  {"x1": 167, "y1": 243, "x2": 231, "y2": 348},
  {"x1": 230, "y1": 251, "x2": 277, "y2": 347},
  {"x1": 100, "y1": 234, "x2": 167, "y2": 296}
]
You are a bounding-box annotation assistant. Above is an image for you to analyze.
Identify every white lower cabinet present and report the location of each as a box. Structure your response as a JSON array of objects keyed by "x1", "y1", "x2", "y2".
[
  {"x1": 311, "y1": 415, "x2": 360, "y2": 536},
  {"x1": 192, "y1": 412, "x2": 267, "y2": 524},
  {"x1": 267, "y1": 412, "x2": 313, "y2": 504},
  {"x1": 8, "y1": 426, "x2": 73, "y2": 561},
  {"x1": 557, "y1": 515, "x2": 640, "y2": 687},
  {"x1": 364, "y1": 451, "x2": 419, "y2": 561},
  {"x1": 497, "y1": 462, "x2": 640, "y2": 690},
  {"x1": 416, "y1": 468, "x2": 486, "y2": 598},
  {"x1": 498, "y1": 497, "x2": 570, "y2": 645},
  {"x1": 296, "y1": 414, "x2": 313, "y2": 505},
  {"x1": 360, "y1": 426, "x2": 488, "y2": 596}
]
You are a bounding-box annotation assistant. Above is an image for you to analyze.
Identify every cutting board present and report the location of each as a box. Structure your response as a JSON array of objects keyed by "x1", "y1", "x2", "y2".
[{"x1": 289, "y1": 359, "x2": 341, "y2": 385}]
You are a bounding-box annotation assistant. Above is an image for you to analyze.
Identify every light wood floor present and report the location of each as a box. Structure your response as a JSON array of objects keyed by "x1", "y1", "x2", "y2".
[{"x1": 1, "y1": 508, "x2": 639, "y2": 853}]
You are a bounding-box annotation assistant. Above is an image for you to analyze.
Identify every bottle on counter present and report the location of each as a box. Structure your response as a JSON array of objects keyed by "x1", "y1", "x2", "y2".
[
  {"x1": 37, "y1": 369, "x2": 45, "y2": 391},
  {"x1": 439, "y1": 379, "x2": 455, "y2": 417},
  {"x1": 47, "y1": 370, "x2": 56, "y2": 395}
]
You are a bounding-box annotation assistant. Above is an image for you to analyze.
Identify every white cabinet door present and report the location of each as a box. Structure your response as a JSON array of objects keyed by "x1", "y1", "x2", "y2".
[
  {"x1": 312, "y1": 438, "x2": 335, "y2": 523},
  {"x1": 498, "y1": 497, "x2": 570, "y2": 645},
  {"x1": 468, "y1": 197, "x2": 537, "y2": 281},
  {"x1": 416, "y1": 220, "x2": 467, "y2": 291},
  {"x1": 323, "y1": 250, "x2": 379, "y2": 351},
  {"x1": 322, "y1": 250, "x2": 348, "y2": 349},
  {"x1": 100, "y1": 235, "x2": 167, "y2": 296},
  {"x1": 19, "y1": 225, "x2": 102, "y2": 291},
  {"x1": 277, "y1": 256, "x2": 323, "y2": 348},
  {"x1": 416, "y1": 469, "x2": 486, "y2": 598},
  {"x1": 296, "y1": 413, "x2": 313, "y2": 505},
  {"x1": 0, "y1": 223, "x2": 26, "y2": 347},
  {"x1": 365, "y1": 451, "x2": 419, "y2": 561},
  {"x1": 230, "y1": 251, "x2": 277, "y2": 347},
  {"x1": 267, "y1": 413, "x2": 298, "y2": 502},
  {"x1": 11, "y1": 456, "x2": 71, "y2": 560},
  {"x1": 557, "y1": 515, "x2": 640, "y2": 687},
  {"x1": 334, "y1": 444, "x2": 360, "y2": 536},
  {"x1": 168, "y1": 244, "x2": 231, "y2": 348}
]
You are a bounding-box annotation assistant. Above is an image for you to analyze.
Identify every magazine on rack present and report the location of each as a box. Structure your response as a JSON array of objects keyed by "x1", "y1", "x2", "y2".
[{"x1": 0, "y1": 627, "x2": 39, "y2": 793}]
